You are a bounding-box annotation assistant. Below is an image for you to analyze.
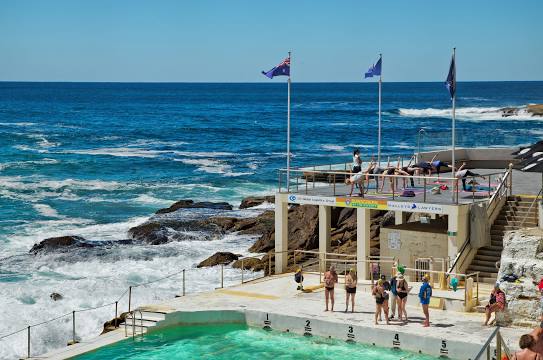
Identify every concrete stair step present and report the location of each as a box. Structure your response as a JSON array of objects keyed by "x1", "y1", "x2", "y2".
[
  {"x1": 471, "y1": 260, "x2": 497, "y2": 268},
  {"x1": 474, "y1": 254, "x2": 499, "y2": 262},
  {"x1": 478, "y1": 250, "x2": 501, "y2": 258},
  {"x1": 123, "y1": 318, "x2": 159, "y2": 328},
  {"x1": 467, "y1": 265, "x2": 498, "y2": 273},
  {"x1": 494, "y1": 219, "x2": 538, "y2": 226}
]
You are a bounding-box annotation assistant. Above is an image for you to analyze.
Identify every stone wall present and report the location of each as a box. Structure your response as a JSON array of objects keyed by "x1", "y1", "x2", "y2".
[{"x1": 498, "y1": 228, "x2": 543, "y2": 327}]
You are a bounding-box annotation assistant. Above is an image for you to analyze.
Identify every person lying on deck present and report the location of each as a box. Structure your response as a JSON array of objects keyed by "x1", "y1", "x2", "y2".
[{"x1": 455, "y1": 162, "x2": 486, "y2": 191}]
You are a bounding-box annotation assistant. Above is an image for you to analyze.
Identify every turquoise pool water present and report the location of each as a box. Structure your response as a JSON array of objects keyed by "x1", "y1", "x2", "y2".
[{"x1": 73, "y1": 324, "x2": 439, "y2": 359}]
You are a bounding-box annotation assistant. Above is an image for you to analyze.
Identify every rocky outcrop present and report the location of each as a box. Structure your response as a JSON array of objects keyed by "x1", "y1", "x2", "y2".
[
  {"x1": 497, "y1": 228, "x2": 543, "y2": 327},
  {"x1": 527, "y1": 104, "x2": 543, "y2": 116},
  {"x1": 30, "y1": 236, "x2": 92, "y2": 254},
  {"x1": 155, "y1": 200, "x2": 233, "y2": 214},
  {"x1": 50, "y1": 293, "x2": 63, "y2": 301},
  {"x1": 101, "y1": 312, "x2": 128, "y2": 335},
  {"x1": 501, "y1": 104, "x2": 543, "y2": 117},
  {"x1": 127, "y1": 223, "x2": 169, "y2": 244},
  {"x1": 239, "y1": 196, "x2": 275, "y2": 209},
  {"x1": 197, "y1": 252, "x2": 240, "y2": 267}
]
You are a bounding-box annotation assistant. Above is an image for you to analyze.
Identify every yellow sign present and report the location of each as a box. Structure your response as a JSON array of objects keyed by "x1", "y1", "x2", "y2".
[{"x1": 335, "y1": 197, "x2": 388, "y2": 209}]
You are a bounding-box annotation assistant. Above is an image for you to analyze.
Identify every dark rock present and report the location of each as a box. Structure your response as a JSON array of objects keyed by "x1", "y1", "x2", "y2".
[
  {"x1": 501, "y1": 107, "x2": 518, "y2": 117},
  {"x1": 232, "y1": 257, "x2": 263, "y2": 271},
  {"x1": 30, "y1": 236, "x2": 91, "y2": 254},
  {"x1": 50, "y1": 293, "x2": 63, "y2": 301},
  {"x1": 239, "y1": 196, "x2": 275, "y2": 209},
  {"x1": 127, "y1": 222, "x2": 169, "y2": 245},
  {"x1": 155, "y1": 200, "x2": 233, "y2": 214},
  {"x1": 101, "y1": 312, "x2": 128, "y2": 335},
  {"x1": 197, "y1": 252, "x2": 240, "y2": 268}
]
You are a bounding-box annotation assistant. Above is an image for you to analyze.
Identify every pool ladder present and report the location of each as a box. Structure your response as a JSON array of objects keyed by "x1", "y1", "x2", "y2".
[{"x1": 124, "y1": 309, "x2": 166, "y2": 338}]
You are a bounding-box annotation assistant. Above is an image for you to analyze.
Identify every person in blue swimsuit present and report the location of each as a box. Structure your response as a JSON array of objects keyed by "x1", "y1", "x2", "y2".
[{"x1": 419, "y1": 274, "x2": 432, "y2": 327}]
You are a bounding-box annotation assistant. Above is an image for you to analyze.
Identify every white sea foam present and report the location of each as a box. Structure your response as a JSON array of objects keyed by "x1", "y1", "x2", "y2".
[
  {"x1": 0, "y1": 122, "x2": 36, "y2": 127},
  {"x1": 133, "y1": 194, "x2": 174, "y2": 206},
  {"x1": 321, "y1": 144, "x2": 346, "y2": 152},
  {"x1": 398, "y1": 107, "x2": 539, "y2": 121},
  {"x1": 32, "y1": 204, "x2": 62, "y2": 218},
  {"x1": 65, "y1": 147, "x2": 167, "y2": 158},
  {"x1": 0, "y1": 158, "x2": 59, "y2": 171},
  {"x1": 27, "y1": 134, "x2": 60, "y2": 148},
  {"x1": 0, "y1": 231, "x2": 260, "y2": 359}
]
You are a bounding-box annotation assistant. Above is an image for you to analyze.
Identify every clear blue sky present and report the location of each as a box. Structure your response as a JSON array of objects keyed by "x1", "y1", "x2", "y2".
[{"x1": 0, "y1": 0, "x2": 541, "y2": 82}]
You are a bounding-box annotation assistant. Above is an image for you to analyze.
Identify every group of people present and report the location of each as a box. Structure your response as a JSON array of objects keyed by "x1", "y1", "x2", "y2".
[
  {"x1": 319, "y1": 265, "x2": 432, "y2": 327},
  {"x1": 510, "y1": 280, "x2": 543, "y2": 360},
  {"x1": 345, "y1": 148, "x2": 486, "y2": 196}
]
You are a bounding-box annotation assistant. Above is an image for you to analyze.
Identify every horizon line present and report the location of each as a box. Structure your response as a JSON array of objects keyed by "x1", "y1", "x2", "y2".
[{"x1": 1, "y1": 80, "x2": 542, "y2": 84}]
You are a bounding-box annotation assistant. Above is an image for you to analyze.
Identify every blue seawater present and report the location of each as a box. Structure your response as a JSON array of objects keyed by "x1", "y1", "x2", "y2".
[{"x1": 0, "y1": 81, "x2": 541, "y2": 358}]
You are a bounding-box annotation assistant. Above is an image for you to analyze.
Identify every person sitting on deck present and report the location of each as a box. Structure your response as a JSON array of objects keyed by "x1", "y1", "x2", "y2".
[
  {"x1": 455, "y1": 162, "x2": 486, "y2": 191},
  {"x1": 484, "y1": 283, "x2": 506, "y2": 326},
  {"x1": 512, "y1": 334, "x2": 543, "y2": 360}
]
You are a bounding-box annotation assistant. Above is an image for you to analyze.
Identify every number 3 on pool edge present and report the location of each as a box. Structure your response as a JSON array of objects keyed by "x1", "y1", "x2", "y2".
[{"x1": 348, "y1": 326, "x2": 353, "y2": 334}]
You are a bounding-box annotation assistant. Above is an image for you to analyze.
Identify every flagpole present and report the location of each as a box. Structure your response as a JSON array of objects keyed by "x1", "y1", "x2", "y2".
[
  {"x1": 451, "y1": 47, "x2": 456, "y2": 200},
  {"x1": 287, "y1": 51, "x2": 291, "y2": 192},
  {"x1": 377, "y1": 54, "x2": 382, "y2": 166}
]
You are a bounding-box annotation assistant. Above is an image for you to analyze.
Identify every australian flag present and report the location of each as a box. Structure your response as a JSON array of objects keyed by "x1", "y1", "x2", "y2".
[
  {"x1": 364, "y1": 56, "x2": 382, "y2": 78},
  {"x1": 262, "y1": 57, "x2": 290, "y2": 79},
  {"x1": 445, "y1": 55, "x2": 456, "y2": 99}
]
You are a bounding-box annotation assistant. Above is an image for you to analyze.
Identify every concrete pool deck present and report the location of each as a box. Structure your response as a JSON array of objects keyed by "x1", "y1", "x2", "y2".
[{"x1": 40, "y1": 273, "x2": 531, "y2": 360}]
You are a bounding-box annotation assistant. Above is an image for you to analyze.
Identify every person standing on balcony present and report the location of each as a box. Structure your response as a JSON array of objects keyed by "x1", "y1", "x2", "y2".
[{"x1": 352, "y1": 148, "x2": 362, "y2": 173}]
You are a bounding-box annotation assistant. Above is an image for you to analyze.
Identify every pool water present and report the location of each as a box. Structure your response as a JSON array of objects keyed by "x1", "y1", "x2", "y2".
[{"x1": 73, "y1": 324, "x2": 439, "y2": 360}]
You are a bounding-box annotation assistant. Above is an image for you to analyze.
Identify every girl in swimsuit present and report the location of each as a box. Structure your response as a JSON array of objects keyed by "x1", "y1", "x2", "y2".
[
  {"x1": 372, "y1": 279, "x2": 390, "y2": 325},
  {"x1": 512, "y1": 334, "x2": 542, "y2": 360},
  {"x1": 396, "y1": 274, "x2": 410, "y2": 322},
  {"x1": 324, "y1": 265, "x2": 338, "y2": 312},
  {"x1": 345, "y1": 269, "x2": 357, "y2": 313}
]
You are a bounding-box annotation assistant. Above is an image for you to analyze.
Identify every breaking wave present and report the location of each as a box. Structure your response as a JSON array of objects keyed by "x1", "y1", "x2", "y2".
[{"x1": 398, "y1": 106, "x2": 539, "y2": 121}]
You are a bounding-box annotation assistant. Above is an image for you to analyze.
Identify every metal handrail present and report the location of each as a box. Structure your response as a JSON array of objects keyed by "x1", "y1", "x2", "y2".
[
  {"x1": 519, "y1": 187, "x2": 542, "y2": 228},
  {"x1": 472, "y1": 326, "x2": 512, "y2": 360}
]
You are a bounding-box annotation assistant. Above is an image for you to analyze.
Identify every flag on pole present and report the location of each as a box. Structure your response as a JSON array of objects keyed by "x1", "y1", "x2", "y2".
[
  {"x1": 261, "y1": 57, "x2": 290, "y2": 79},
  {"x1": 445, "y1": 55, "x2": 456, "y2": 99},
  {"x1": 364, "y1": 57, "x2": 382, "y2": 78}
]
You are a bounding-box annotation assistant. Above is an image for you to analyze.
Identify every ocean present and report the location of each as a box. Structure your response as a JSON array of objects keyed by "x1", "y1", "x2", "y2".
[{"x1": 0, "y1": 81, "x2": 542, "y2": 358}]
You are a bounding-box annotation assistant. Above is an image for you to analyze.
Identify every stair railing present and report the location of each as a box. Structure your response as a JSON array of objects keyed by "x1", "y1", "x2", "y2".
[
  {"x1": 471, "y1": 326, "x2": 512, "y2": 360},
  {"x1": 519, "y1": 187, "x2": 542, "y2": 228}
]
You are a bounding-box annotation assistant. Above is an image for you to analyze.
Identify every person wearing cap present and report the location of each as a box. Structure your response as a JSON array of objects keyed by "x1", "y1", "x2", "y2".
[
  {"x1": 419, "y1": 274, "x2": 432, "y2": 327},
  {"x1": 484, "y1": 282, "x2": 506, "y2": 326},
  {"x1": 396, "y1": 273, "x2": 410, "y2": 322},
  {"x1": 372, "y1": 279, "x2": 390, "y2": 325}
]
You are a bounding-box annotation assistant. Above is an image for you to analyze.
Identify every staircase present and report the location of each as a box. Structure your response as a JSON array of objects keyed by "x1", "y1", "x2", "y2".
[
  {"x1": 124, "y1": 309, "x2": 166, "y2": 336},
  {"x1": 466, "y1": 195, "x2": 539, "y2": 284}
]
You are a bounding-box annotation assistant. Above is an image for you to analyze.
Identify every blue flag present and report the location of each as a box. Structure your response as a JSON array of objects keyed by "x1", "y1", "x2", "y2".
[
  {"x1": 262, "y1": 57, "x2": 290, "y2": 79},
  {"x1": 445, "y1": 55, "x2": 456, "y2": 99},
  {"x1": 364, "y1": 57, "x2": 382, "y2": 78}
]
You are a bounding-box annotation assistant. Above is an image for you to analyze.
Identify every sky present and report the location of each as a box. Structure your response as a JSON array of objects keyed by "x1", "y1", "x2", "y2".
[{"x1": 0, "y1": 0, "x2": 542, "y2": 82}]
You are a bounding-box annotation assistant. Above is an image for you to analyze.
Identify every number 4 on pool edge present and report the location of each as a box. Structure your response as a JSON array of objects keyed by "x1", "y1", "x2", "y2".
[
  {"x1": 263, "y1": 313, "x2": 271, "y2": 331},
  {"x1": 393, "y1": 333, "x2": 400, "y2": 348}
]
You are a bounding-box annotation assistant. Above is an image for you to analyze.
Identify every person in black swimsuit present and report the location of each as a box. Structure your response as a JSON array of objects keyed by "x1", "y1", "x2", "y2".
[
  {"x1": 396, "y1": 274, "x2": 410, "y2": 322},
  {"x1": 372, "y1": 279, "x2": 390, "y2": 325}
]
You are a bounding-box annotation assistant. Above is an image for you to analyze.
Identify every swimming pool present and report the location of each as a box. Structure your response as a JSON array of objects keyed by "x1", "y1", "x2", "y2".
[{"x1": 73, "y1": 323, "x2": 439, "y2": 359}]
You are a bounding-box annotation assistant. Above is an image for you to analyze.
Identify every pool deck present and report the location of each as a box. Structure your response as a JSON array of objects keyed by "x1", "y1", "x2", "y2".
[
  {"x1": 293, "y1": 169, "x2": 541, "y2": 205},
  {"x1": 41, "y1": 273, "x2": 531, "y2": 360}
]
